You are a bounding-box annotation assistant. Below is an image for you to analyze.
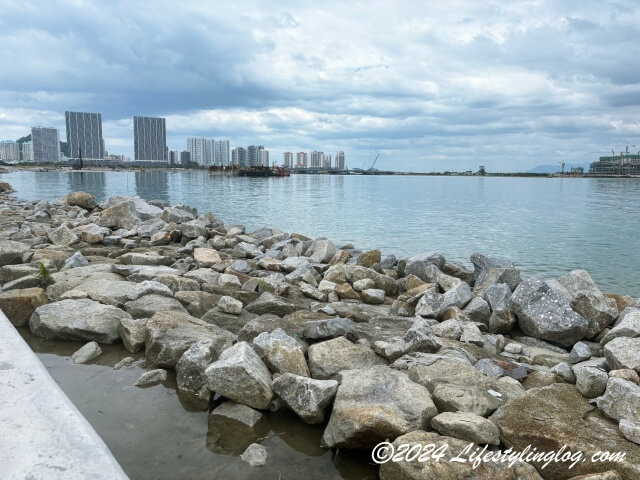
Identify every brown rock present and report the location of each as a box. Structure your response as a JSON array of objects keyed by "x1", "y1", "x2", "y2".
[{"x1": 0, "y1": 287, "x2": 48, "y2": 326}]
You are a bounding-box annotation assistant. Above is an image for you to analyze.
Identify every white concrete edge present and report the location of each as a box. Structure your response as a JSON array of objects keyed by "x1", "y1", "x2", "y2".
[{"x1": 0, "y1": 309, "x2": 129, "y2": 480}]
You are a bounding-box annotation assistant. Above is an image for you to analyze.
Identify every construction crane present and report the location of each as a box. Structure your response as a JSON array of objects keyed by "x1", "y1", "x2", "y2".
[
  {"x1": 369, "y1": 152, "x2": 380, "y2": 171},
  {"x1": 557, "y1": 161, "x2": 565, "y2": 174}
]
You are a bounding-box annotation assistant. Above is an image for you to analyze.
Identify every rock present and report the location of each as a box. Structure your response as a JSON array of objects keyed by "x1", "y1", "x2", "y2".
[
  {"x1": 597, "y1": 378, "x2": 640, "y2": 423},
  {"x1": 118, "y1": 317, "x2": 147, "y2": 353},
  {"x1": 602, "y1": 309, "x2": 640, "y2": 344},
  {"x1": 271, "y1": 373, "x2": 338, "y2": 424},
  {"x1": 301, "y1": 317, "x2": 353, "y2": 340},
  {"x1": 299, "y1": 283, "x2": 326, "y2": 301},
  {"x1": 245, "y1": 292, "x2": 299, "y2": 317},
  {"x1": 240, "y1": 443, "x2": 267, "y2": 467},
  {"x1": 98, "y1": 200, "x2": 141, "y2": 230},
  {"x1": 321, "y1": 366, "x2": 438, "y2": 448},
  {"x1": 254, "y1": 329, "x2": 309, "y2": 376},
  {"x1": 174, "y1": 290, "x2": 220, "y2": 318},
  {"x1": 136, "y1": 218, "x2": 166, "y2": 238},
  {"x1": 373, "y1": 319, "x2": 441, "y2": 361},
  {"x1": 609, "y1": 369, "x2": 640, "y2": 385},
  {"x1": 361, "y1": 288, "x2": 385, "y2": 304},
  {"x1": 210, "y1": 401, "x2": 263, "y2": 427},
  {"x1": 352, "y1": 278, "x2": 375, "y2": 291},
  {"x1": 145, "y1": 311, "x2": 235, "y2": 368},
  {"x1": 491, "y1": 383, "x2": 640, "y2": 480},
  {"x1": 574, "y1": 365, "x2": 608, "y2": 398},
  {"x1": 551, "y1": 361, "x2": 576, "y2": 383},
  {"x1": 358, "y1": 249, "x2": 381, "y2": 268},
  {"x1": 620, "y1": 419, "x2": 640, "y2": 445},
  {"x1": 65, "y1": 191, "x2": 97, "y2": 209},
  {"x1": 68, "y1": 279, "x2": 134, "y2": 306},
  {"x1": 308, "y1": 336, "x2": 387, "y2": 379},
  {"x1": 113, "y1": 264, "x2": 181, "y2": 282},
  {"x1": 508, "y1": 278, "x2": 589, "y2": 347},
  {"x1": 193, "y1": 248, "x2": 221, "y2": 268},
  {"x1": 215, "y1": 295, "x2": 242, "y2": 315},
  {"x1": 474, "y1": 358, "x2": 505, "y2": 379},
  {"x1": 103, "y1": 195, "x2": 162, "y2": 220},
  {"x1": 75, "y1": 224, "x2": 110, "y2": 243},
  {"x1": 0, "y1": 240, "x2": 30, "y2": 265},
  {"x1": 431, "y1": 411, "x2": 501, "y2": 445},
  {"x1": 117, "y1": 252, "x2": 174, "y2": 266},
  {"x1": 176, "y1": 340, "x2": 218, "y2": 409},
  {"x1": 335, "y1": 282, "x2": 360, "y2": 300},
  {"x1": 398, "y1": 252, "x2": 445, "y2": 281},
  {"x1": 470, "y1": 252, "x2": 514, "y2": 284},
  {"x1": 462, "y1": 296, "x2": 491, "y2": 324},
  {"x1": 0, "y1": 287, "x2": 48, "y2": 327},
  {"x1": 155, "y1": 274, "x2": 200, "y2": 293},
  {"x1": 308, "y1": 238, "x2": 337, "y2": 263},
  {"x1": 460, "y1": 323, "x2": 484, "y2": 346},
  {"x1": 160, "y1": 206, "x2": 195, "y2": 224},
  {"x1": 379, "y1": 430, "x2": 543, "y2": 480},
  {"x1": 127, "y1": 280, "x2": 174, "y2": 300},
  {"x1": 415, "y1": 282, "x2": 472, "y2": 318},
  {"x1": 570, "y1": 341, "x2": 592, "y2": 364},
  {"x1": 29, "y1": 299, "x2": 129, "y2": 343},
  {"x1": 124, "y1": 294, "x2": 188, "y2": 318},
  {"x1": 62, "y1": 251, "x2": 89, "y2": 270},
  {"x1": 604, "y1": 337, "x2": 640, "y2": 373},
  {"x1": 554, "y1": 269, "x2": 618, "y2": 338},
  {"x1": 134, "y1": 369, "x2": 167, "y2": 387},
  {"x1": 71, "y1": 341, "x2": 102, "y2": 364},
  {"x1": 180, "y1": 219, "x2": 207, "y2": 238},
  {"x1": 204, "y1": 342, "x2": 274, "y2": 409},
  {"x1": 113, "y1": 357, "x2": 135, "y2": 369},
  {"x1": 47, "y1": 225, "x2": 79, "y2": 247}
]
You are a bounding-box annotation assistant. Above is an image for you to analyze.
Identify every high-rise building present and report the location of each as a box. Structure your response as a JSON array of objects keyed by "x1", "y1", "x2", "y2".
[
  {"x1": 65, "y1": 111, "x2": 105, "y2": 160},
  {"x1": 323, "y1": 154, "x2": 332, "y2": 169},
  {"x1": 232, "y1": 147, "x2": 248, "y2": 167},
  {"x1": 168, "y1": 150, "x2": 180, "y2": 165},
  {"x1": 31, "y1": 127, "x2": 60, "y2": 163},
  {"x1": 187, "y1": 137, "x2": 215, "y2": 165},
  {"x1": 259, "y1": 149, "x2": 269, "y2": 167},
  {"x1": 20, "y1": 142, "x2": 33, "y2": 162},
  {"x1": 134, "y1": 116, "x2": 167, "y2": 161},
  {"x1": 335, "y1": 151, "x2": 345, "y2": 169},
  {"x1": 296, "y1": 152, "x2": 308, "y2": 168},
  {"x1": 310, "y1": 151, "x2": 324, "y2": 168},
  {"x1": 247, "y1": 145, "x2": 261, "y2": 167},
  {"x1": 180, "y1": 150, "x2": 191, "y2": 166},
  {"x1": 0, "y1": 141, "x2": 20, "y2": 163},
  {"x1": 283, "y1": 152, "x2": 293, "y2": 168},
  {"x1": 214, "y1": 139, "x2": 230, "y2": 166}
]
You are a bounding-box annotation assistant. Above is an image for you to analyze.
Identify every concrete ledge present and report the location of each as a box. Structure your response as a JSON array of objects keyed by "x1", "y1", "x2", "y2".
[{"x1": 0, "y1": 309, "x2": 129, "y2": 479}]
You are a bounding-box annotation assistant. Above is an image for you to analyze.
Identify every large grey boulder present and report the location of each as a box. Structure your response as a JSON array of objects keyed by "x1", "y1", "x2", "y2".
[
  {"x1": 324, "y1": 264, "x2": 397, "y2": 295},
  {"x1": 118, "y1": 317, "x2": 147, "y2": 353},
  {"x1": 29, "y1": 299, "x2": 130, "y2": 343},
  {"x1": 124, "y1": 294, "x2": 188, "y2": 318},
  {"x1": 574, "y1": 365, "x2": 608, "y2": 398},
  {"x1": 0, "y1": 240, "x2": 30, "y2": 265},
  {"x1": 145, "y1": 311, "x2": 236, "y2": 368},
  {"x1": 204, "y1": 342, "x2": 274, "y2": 410},
  {"x1": 252, "y1": 329, "x2": 309, "y2": 376},
  {"x1": 245, "y1": 292, "x2": 299, "y2": 317},
  {"x1": 553, "y1": 269, "x2": 618, "y2": 338},
  {"x1": 63, "y1": 251, "x2": 89, "y2": 269},
  {"x1": 98, "y1": 200, "x2": 142, "y2": 230},
  {"x1": 176, "y1": 340, "x2": 219, "y2": 410},
  {"x1": 160, "y1": 206, "x2": 195, "y2": 224},
  {"x1": 271, "y1": 373, "x2": 338, "y2": 424},
  {"x1": 373, "y1": 319, "x2": 441, "y2": 361},
  {"x1": 415, "y1": 282, "x2": 472, "y2": 318},
  {"x1": 67, "y1": 279, "x2": 133, "y2": 306},
  {"x1": 47, "y1": 225, "x2": 79, "y2": 247},
  {"x1": 308, "y1": 238, "x2": 337, "y2": 263},
  {"x1": 127, "y1": 280, "x2": 174, "y2": 300},
  {"x1": 321, "y1": 366, "x2": 438, "y2": 448},
  {"x1": 102, "y1": 195, "x2": 162, "y2": 220},
  {"x1": 491, "y1": 383, "x2": 640, "y2": 480},
  {"x1": 604, "y1": 337, "x2": 640, "y2": 372},
  {"x1": 597, "y1": 377, "x2": 640, "y2": 423},
  {"x1": 602, "y1": 308, "x2": 640, "y2": 344},
  {"x1": 398, "y1": 252, "x2": 445, "y2": 281},
  {"x1": 65, "y1": 191, "x2": 97, "y2": 209},
  {"x1": 0, "y1": 287, "x2": 49, "y2": 327},
  {"x1": 508, "y1": 278, "x2": 589, "y2": 347},
  {"x1": 301, "y1": 317, "x2": 353, "y2": 340},
  {"x1": 470, "y1": 253, "x2": 514, "y2": 284},
  {"x1": 307, "y1": 336, "x2": 386, "y2": 379}
]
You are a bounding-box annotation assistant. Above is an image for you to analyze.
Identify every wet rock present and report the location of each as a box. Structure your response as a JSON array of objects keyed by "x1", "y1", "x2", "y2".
[
  {"x1": 176, "y1": 340, "x2": 219, "y2": 409},
  {"x1": 308, "y1": 336, "x2": 387, "y2": 380},
  {"x1": 301, "y1": 317, "x2": 353, "y2": 340},
  {"x1": 574, "y1": 365, "x2": 608, "y2": 398},
  {"x1": 124, "y1": 294, "x2": 188, "y2": 318},
  {"x1": 0, "y1": 287, "x2": 48, "y2": 327},
  {"x1": 127, "y1": 280, "x2": 174, "y2": 300},
  {"x1": 65, "y1": 191, "x2": 97, "y2": 209},
  {"x1": 210, "y1": 401, "x2": 263, "y2": 427},
  {"x1": 509, "y1": 278, "x2": 589, "y2": 347},
  {"x1": 205, "y1": 342, "x2": 274, "y2": 409},
  {"x1": 604, "y1": 337, "x2": 640, "y2": 372},
  {"x1": 71, "y1": 341, "x2": 102, "y2": 364},
  {"x1": 29, "y1": 298, "x2": 129, "y2": 343},
  {"x1": 431, "y1": 411, "x2": 501, "y2": 445},
  {"x1": 602, "y1": 309, "x2": 640, "y2": 344},
  {"x1": 245, "y1": 292, "x2": 299, "y2": 317},
  {"x1": 553, "y1": 269, "x2": 619, "y2": 338},
  {"x1": 240, "y1": 443, "x2": 267, "y2": 467},
  {"x1": 145, "y1": 311, "x2": 235, "y2": 368},
  {"x1": 272, "y1": 373, "x2": 338, "y2": 424},
  {"x1": 98, "y1": 200, "x2": 141, "y2": 230},
  {"x1": 47, "y1": 225, "x2": 79, "y2": 247},
  {"x1": 113, "y1": 357, "x2": 135, "y2": 369},
  {"x1": 491, "y1": 383, "x2": 640, "y2": 480},
  {"x1": 134, "y1": 368, "x2": 167, "y2": 387},
  {"x1": 597, "y1": 378, "x2": 640, "y2": 423},
  {"x1": 379, "y1": 430, "x2": 542, "y2": 480},
  {"x1": 321, "y1": 366, "x2": 438, "y2": 448}
]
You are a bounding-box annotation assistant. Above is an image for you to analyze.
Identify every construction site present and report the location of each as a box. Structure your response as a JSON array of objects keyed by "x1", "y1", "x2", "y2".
[{"x1": 589, "y1": 145, "x2": 640, "y2": 175}]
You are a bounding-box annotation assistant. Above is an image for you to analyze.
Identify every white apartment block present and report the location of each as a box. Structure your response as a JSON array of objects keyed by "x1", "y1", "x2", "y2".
[
  {"x1": 31, "y1": 126, "x2": 61, "y2": 163},
  {"x1": 214, "y1": 139, "x2": 230, "y2": 166}
]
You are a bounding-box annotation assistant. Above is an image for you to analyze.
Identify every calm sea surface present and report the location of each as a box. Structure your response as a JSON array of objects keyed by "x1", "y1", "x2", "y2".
[{"x1": 2, "y1": 170, "x2": 639, "y2": 296}]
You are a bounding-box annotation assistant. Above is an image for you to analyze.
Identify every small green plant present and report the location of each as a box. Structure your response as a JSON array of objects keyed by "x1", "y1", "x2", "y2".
[
  {"x1": 37, "y1": 262, "x2": 52, "y2": 286},
  {"x1": 257, "y1": 278, "x2": 268, "y2": 292}
]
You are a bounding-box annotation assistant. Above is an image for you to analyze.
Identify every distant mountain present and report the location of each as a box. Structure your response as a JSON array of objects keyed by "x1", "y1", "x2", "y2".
[{"x1": 527, "y1": 162, "x2": 591, "y2": 174}]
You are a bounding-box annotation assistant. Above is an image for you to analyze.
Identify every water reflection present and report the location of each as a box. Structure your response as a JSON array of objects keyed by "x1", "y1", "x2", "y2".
[
  {"x1": 68, "y1": 171, "x2": 106, "y2": 199},
  {"x1": 135, "y1": 171, "x2": 169, "y2": 202}
]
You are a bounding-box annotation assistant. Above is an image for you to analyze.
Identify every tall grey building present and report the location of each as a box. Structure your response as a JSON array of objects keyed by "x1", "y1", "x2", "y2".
[
  {"x1": 65, "y1": 111, "x2": 105, "y2": 160},
  {"x1": 335, "y1": 151, "x2": 345, "y2": 169},
  {"x1": 296, "y1": 152, "x2": 308, "y2": 167},
  {"x1": 232, "y1": 147, "x2": 248, "y2": 166},
  {"x1": 134, "y1": 116, "x2": 167, "y2": 161},
  {"x1": 283, "y1": 152, "x2": 293, "y2": 168},
  {"x1": 214, "y1": 139, "x2": 230, "y2": 166},
  {"x1": 310, "y1": 151, "x2": 324, "y2": 168},
  {"x1": 187, "y1": 137, "x2": 214, "y2": 165},
  {"x1": 31, "y1": 126, "x2": 60, "y2": 163},
  {"x1": 247, "y1": 145, "x2": 263, "y2": 167}
]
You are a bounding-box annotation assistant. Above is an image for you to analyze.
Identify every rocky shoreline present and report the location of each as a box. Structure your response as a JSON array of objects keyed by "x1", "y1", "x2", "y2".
[{"x1": 1, "y1": 185, "x2": 639, "y2": 479}]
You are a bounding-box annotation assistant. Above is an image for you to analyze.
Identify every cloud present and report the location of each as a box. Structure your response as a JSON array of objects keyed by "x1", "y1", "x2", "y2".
[{"x1": 0, "y1": 0, "x2": 639, "y2": 170}]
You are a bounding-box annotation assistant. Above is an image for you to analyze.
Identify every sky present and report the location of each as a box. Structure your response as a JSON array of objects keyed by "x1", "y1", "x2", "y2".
[{"x1": 0, "y1": 0, "x2": 639, "y2": 172}]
